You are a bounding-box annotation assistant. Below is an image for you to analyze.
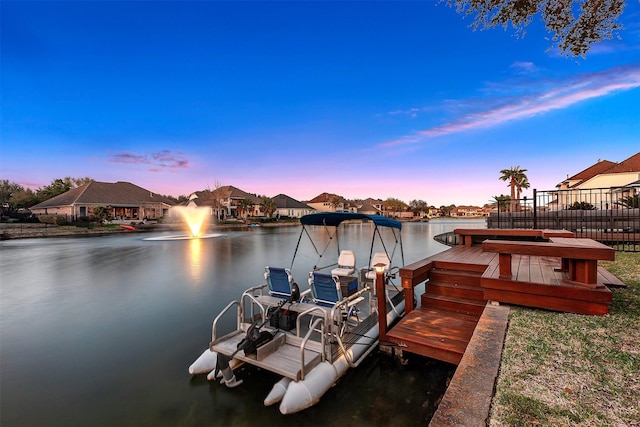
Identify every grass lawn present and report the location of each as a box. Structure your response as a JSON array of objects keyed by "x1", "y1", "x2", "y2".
[{"x1": 489, "y1": 252, "x2": 640, "y2": 426}]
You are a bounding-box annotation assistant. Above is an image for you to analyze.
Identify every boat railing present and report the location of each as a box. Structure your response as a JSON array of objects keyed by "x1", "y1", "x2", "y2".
[
  {"x1": 300, "y1": 318, "x2": 326, "y2": 380},
  {"x1": 240, "y1": 291, "x2": 268, "y2": 327},
  {"x1": 211, "y1": 300, "x2": 241, "y2": 342},
  {"x1": 295, "y1": 305, "x2": 329, "y2": 338}
]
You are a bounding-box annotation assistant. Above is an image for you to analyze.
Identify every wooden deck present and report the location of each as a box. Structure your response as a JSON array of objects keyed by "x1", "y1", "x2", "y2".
[{"x1": 388, "y1": 229, "x2": 623, "y2": 365}]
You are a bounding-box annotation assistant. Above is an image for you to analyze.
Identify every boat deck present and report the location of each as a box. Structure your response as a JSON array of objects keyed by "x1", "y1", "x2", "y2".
[{"x1": 212, "y1": 330, "x2": 323, "y2": 381}]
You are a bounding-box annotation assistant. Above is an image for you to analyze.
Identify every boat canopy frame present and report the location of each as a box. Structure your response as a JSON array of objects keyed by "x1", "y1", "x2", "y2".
[{"x1": 291, "y1": 212, "x2": 404, "y2": 272}]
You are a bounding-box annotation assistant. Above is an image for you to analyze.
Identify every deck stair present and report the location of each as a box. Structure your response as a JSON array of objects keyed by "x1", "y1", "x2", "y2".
[
  {"x1": 421, "y1": 262, "x2": 487, "y2": 316},
  {"x1": 386, "y1": 261, "x2": 488, "y2": 365}
]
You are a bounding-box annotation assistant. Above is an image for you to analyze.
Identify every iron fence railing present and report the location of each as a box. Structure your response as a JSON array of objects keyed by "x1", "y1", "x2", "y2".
[{"x1": 487, "y1": 186, "x2": 640, "y2": 252}]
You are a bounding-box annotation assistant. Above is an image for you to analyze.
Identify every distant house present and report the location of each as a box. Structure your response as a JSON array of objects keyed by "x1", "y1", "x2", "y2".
[
  {"x1": 272, "y1": 194, "x2": 315, "y2": 218},
  {"x1": 305, "y1": 192, "x2": 356, "y2": 212},
  {"x1": 356, "y1": 198, "x2": 384, "y2": 215},
  {"x1": 185, "y1": 186, "x2": 262, "y2": 220},
  {"x1": 451, "y1": 205, "x2": 486, "y2": 217},
  {"x1": 29, "y1": 181, "x2": 173, "y2": 221},
  {"x1": 550, "y1": 152, "x2": 640, "y2": 210}
]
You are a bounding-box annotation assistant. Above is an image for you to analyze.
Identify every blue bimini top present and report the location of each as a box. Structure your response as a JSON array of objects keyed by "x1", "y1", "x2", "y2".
[{"x1": 300, "y1": 212, "x2": 402, "y2": 230}]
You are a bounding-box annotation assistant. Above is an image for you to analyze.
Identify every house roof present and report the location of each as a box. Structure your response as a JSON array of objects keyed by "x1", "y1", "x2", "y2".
[
  {"x1": 357, "y1": 198, "x2": 383, "y2": 213},
  {"x1": 306, "y1": 192, "x2": 342, "y2": 203},
  {"x1": 189, "y1": 186, "x2": 261, "y2": 206},
  {"x1": 563, "y1": 159, "x2": 617, "y2": 187},
  {"x1": 30, "y1": 181, "x2": 174, "y2": 209},
  {"x1": 561, "y1": 152, "x2": 640, "y2": 188},
  {"x1": 272, "y1": 194, "x2": 313, "y2": 210},
  {"x1": 604, "y1": 152, "x2": 640, "y2": 174}
]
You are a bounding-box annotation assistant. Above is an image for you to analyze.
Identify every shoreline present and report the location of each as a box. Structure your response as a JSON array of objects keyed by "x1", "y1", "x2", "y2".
[{"x1": 0, "y1": 221, "x2": 301, "y2": 240}]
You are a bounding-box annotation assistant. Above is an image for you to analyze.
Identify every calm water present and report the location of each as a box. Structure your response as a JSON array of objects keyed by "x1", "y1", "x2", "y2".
[{"x1": 0, "y1": 219, "x2": 485, "y2": 426}]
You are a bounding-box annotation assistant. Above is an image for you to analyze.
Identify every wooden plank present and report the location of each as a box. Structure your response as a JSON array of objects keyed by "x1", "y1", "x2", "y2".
[
  {"x1": 515, "y1": 254, "x2": 530, "y2": 283},
  {"x1": 483, "y1": 239, "x2": 615, "y2": 261},
  {"x1": 483, "y1": 288, "x2": 610, "y2": 316},
  {"x1": 385, "y1": 306, "x2": 480, "y2": 365},
  {"x1": 597, "y1": 266, "x2": 627, "y2": 288},
  {"x1": 455, "y1": 228, "x2": 544, "y2": 238},
  {"x1": 529, "y1": 254, "x2": 544, "y2": 284},
  {"x1": 429, "y1": 304, "x2": 510, "y2": 427},
  {"x1": 481, "y1": 277, "x2": 612, "y2": 303}
]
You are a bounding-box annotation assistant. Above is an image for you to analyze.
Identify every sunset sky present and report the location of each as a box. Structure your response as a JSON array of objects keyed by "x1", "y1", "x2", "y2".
[{"x1": 2, "y1": 1, "x2": 639, "y2": 206}]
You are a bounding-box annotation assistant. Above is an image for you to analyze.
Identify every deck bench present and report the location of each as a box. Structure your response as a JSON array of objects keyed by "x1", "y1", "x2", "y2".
[
  {"x1": 481, "y1": 238, "x2": 615, "y2": 288},
  {"x1": 455, "y1": 228, "x2": 575, "y2": 246}
]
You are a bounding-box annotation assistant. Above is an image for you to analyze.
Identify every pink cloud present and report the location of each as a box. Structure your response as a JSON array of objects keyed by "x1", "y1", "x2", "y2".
[
  {"x1": 379, "y1": 64, "x2": 640, "y2": 147},
  {"x1": 109, "y1": 149, "x2": 189, "y2": 170}
]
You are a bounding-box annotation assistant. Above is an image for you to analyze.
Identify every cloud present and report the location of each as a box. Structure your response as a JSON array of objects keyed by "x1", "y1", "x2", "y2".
[
  {"x1": 379, "y1": 64, "x2": 640, "y2": 147},
  {"x1": 509, "y1": 61, "x2": 540, "y2": 75},
  {"x1": 109, "y1": 149, "x2": 189, "y2": 170}
]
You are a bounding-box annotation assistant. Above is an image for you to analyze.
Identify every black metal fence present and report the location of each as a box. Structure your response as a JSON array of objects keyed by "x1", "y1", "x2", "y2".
[{"x1": 487, "y1": 186, "x2": 640, "y2": 252}]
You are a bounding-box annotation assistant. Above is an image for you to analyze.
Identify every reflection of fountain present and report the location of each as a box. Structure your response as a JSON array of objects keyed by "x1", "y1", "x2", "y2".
[
  {"x1": 188, "y1": 238, "x2": 203, "y2": 282},
  {"x1": 143, "y1": 206, "x2": 224, "y2": 241}
]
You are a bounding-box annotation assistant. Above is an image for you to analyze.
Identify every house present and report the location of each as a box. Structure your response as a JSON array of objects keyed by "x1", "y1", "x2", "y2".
[
  {"x1": 550, "y1": 152, "x2": 640, "y2": 210},
  {"x1": 305, "y1": 192, "x2": 357, "y2": 213},
  {"x1": 355, "y1": 198, "x2": 384, "y2": 215},
  {"x1": 451, "y1": 205, "x2": 486, "y2": 217},
  {"x1": 29, "y1": 181, "x2": 173, "y2": 222},
  {"x1": 185, "y1": 186, "x2": 262, "y2": 220},
  {"x1": 272, "y1": 194, "x2": 315, "y2": 218}
]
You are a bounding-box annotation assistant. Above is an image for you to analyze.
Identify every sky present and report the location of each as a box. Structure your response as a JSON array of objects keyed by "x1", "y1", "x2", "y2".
[{"x1": 1, "y1": 1, "x2": 639, "y2": 207}]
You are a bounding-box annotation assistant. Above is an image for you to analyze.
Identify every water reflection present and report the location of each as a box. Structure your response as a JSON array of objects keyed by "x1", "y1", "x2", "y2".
[
  {"x1": 0, "y1": 219, "x2": 486, "y2": 426},
  {"x1": 188, "y1": 238, "x2": 203, "y2": 283}
]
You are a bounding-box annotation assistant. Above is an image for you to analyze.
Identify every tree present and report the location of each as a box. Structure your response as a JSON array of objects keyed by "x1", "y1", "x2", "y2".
[
  {"x1": 499, "y1": 166, "x2": 528, "y2": 212},
  {"x1": 489, "y1": 195, "x2": 511, "y2": 212},
  {"x1": 259, "y1": 196, "x2": 276, "y2": 217},
  {"x1": 616, "y1": 194, "x2": 639, "y2": 209},
  {"x1": 0, "y1": 180, "x2": 24, "y2": 213},
  {"x1": 11, "y1": 188, "x2": 38, "y2": 210},
  {"x1": 384, "y1": 198, "x2": 408, "y2": 217},
  {"x1": 237, "y1": 197, "x2": 255, "y2": 219},
  {"x1": 447, "y1": 0, "x2": 626, "y2": 57},
  {"x1": 439, "y1": 204, "x2": 456, "y2": 217},
  {"x1": 515, "y1": 174, "x2": 531, "y2": 211},
  {"x1": 568, "y1": 201, "x2": 595, "y2": 210},
  {"x1": 329, "y1": 195, "x2": 344, "y2": 211},
  {"x1": 409, "y1": 199, "x2": 429, "y2": 217},
  {"x1": 33, "y1": 177, "x2": 94, "y2": 204},
  {"x1": 91, "y1": 206, "x2": 111, "y2": 225}
]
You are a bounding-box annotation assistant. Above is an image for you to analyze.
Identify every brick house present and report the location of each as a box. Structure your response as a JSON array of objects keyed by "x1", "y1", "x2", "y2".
[{"x1": 29, "y1": 181, "x2": 174, "y2": 222}]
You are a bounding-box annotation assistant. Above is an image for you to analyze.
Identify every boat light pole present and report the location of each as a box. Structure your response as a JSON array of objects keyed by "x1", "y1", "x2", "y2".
[{"x1": 375, "y1": 263, "x2": 387, "y2": 341}]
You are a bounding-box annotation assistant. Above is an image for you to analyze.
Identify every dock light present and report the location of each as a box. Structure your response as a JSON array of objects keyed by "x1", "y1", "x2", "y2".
[{"x1": 374, "y1": 262, "x2": 387, "y2": 340}]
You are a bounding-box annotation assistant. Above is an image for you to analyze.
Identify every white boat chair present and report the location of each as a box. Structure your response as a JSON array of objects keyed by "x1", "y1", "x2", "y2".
[
  {"x1": 331, "y1": 250, "x2": 356, "y2": 277},
  {"x1": 364, "y1": 252, "x2": 391, "y2": 287}
]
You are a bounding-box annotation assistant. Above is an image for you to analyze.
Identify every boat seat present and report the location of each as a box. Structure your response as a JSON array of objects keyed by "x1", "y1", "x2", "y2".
[
  {"x1": 364, "y1": 252, "x2": 391, "y2": 285},
  {"x1": 331, "y1": 250, "x2": 356, "y2": 277},
  {"x1": 265, "y1": 267, "x2": 297, "y2": 300},
  {"x1": 308, "y1": 272, "x2": 361, "y2": 337}
]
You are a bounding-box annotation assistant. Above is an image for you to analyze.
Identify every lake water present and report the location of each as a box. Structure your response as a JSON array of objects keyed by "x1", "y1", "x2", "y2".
[{"x1": 0, "y1": 219, "x2": 485, "y2": 426}]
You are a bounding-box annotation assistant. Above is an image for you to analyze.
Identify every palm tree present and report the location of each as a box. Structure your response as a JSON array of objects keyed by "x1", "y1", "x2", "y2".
[
  {"x1": 489, "y1": 195, "x2": 510, "y2": 212},
  {"x1": 515, "y1": 175, "x2": 530, "y2": 211},
  {"x1": 237, "y1": 197, "x2": 255, "y2": 220},
  {"x1": 259, "y1": 196, "x2": 276, "y2": 217},
  {"x1": 329, "y1": 195, "x2": 343, "y2": 212},
  {"x1": 616, "y1": 195, "x2": 639, "y2": 209},
  {"x1": 499, "y1": 166, "x2": 528, "y2": 212}
]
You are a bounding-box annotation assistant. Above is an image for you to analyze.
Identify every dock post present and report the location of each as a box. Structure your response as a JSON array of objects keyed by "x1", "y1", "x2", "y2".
[{"x1": 375, "y1": 263, "x2": 387, "y2": 341}]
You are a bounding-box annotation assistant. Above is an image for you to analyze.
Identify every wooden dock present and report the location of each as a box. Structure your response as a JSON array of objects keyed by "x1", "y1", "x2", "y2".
[{"x1": 384, "y1": 229, "x2": 624, "y2": 365}]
